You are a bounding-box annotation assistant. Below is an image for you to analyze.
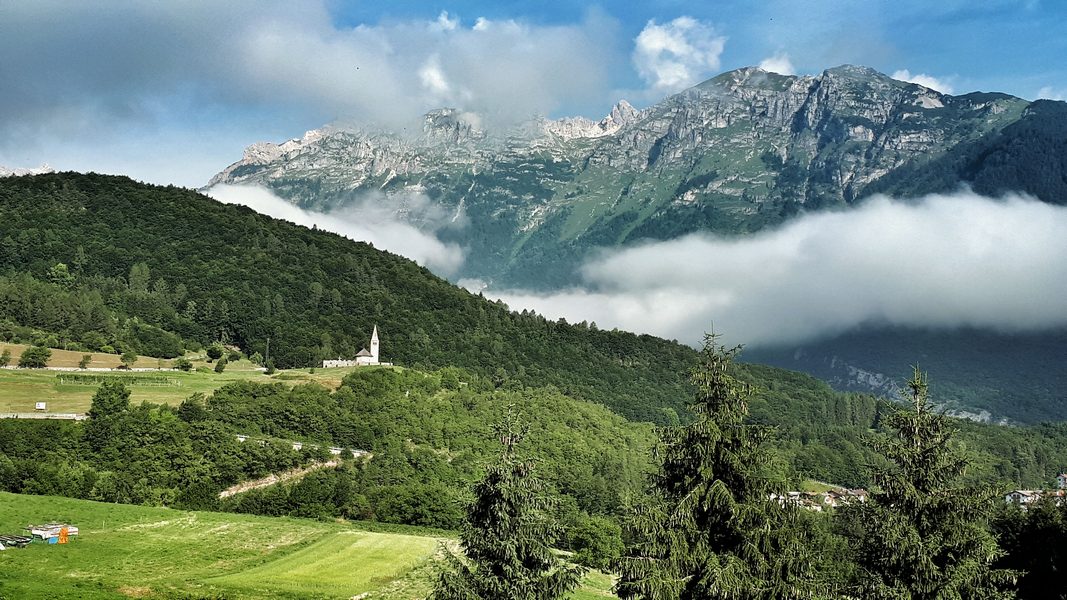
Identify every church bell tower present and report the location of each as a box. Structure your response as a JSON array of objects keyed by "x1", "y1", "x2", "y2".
[{"x1": 370, "y1": 325, "x2": 380, "y2": 363}]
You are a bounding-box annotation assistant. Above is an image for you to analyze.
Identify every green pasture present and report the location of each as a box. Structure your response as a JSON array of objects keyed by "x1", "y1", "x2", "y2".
[
  {"x1": 0, "y1": 365, "x2": 270, "y2": 414},
  {"x1": 0, "y1": 493, "x2": 614, "y2": 599},
  {"x1": 0, "y1": 361, "x2": 381, "y2": 414},
  {"x1": 0, "y1": 492, "x2": 443, "y2": 599},
  {"x1": 207, "y1": 530, "x2": 438, "y2": 598}
]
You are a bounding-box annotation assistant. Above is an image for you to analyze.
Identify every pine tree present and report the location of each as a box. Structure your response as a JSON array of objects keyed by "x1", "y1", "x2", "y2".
[
  {"x1": 852, "y1": 367, "x2": 1016, "y2": 599},
  {"x1": 616, "y1": 335, "x2": 819, "y2": 600},
  {"x1": 431, "y1": 408, "x2": 585, "y2": 600}
]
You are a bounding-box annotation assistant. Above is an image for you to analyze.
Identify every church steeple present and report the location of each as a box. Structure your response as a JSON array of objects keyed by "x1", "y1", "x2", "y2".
[{"x1": 370, "y1": 325, "x2": 379, "y2": 362}]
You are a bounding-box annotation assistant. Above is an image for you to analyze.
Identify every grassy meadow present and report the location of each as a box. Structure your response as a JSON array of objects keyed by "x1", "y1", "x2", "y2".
[
  {"x1": 0, "y1": 493, "x2": 615, "y2": 599},
  {"x1": 0, "y1": 341, "x2": 382, "y2": 414}
]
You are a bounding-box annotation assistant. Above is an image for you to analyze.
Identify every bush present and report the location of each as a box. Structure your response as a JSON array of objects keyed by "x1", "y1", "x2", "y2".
[
  {"x1": 18, "y1": 346, "x2": 51, "y2": 369},
  {"x1": 0, "y1": 348, "x2": 10, "y2": 368},
  {"x1": 174, "y1": 357, "x2": 193, "y2": 371},
  {"x1": 214, "y1": 357, "x2": 227, "y2": 373},
  {"x1": 206, "y1": 344, "x2": 224, "y2": 361},
  {"x1": 78, "y1": 354, "x2": 92, "y2": 369},
  {"x1": 227, "y1": 350, "x2": 241, "y2": 363},
  {"x1": 568, "y1": 514, "x2": 624, "y2": 570},
  {"x1": 120, "y1": 351, "x2": 138, "y2": 369}
]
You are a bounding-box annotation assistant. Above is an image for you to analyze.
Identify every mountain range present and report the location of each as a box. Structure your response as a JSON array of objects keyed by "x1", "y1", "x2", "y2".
[
  {"x1": 209, "y1": 65, "x2": 1065, "y2": 285},
  {"x1": 208, "y1": 64, "x2": 1067, "y2": 423}
]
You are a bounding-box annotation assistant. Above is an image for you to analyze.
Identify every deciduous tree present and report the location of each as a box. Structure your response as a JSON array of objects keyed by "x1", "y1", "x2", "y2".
[{"x1": 17, "y1": 345, "x2": 51, "y2": 368}]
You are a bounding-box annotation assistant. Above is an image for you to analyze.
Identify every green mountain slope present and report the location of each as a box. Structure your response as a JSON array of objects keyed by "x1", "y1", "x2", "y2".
[{"x1": 0, "y1": 172, "x2": 696, "y2": 422}]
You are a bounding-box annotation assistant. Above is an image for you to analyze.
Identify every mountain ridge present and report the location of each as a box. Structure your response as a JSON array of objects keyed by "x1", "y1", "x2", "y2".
[{"x1": 207, "y1": 64, "x2": 1033, "y2": 289}]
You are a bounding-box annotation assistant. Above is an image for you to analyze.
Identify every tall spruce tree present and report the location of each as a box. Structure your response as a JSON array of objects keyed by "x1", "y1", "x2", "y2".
[
  {"x1": 431, "y1": 409, "x2": 584, "y2": 600},
  {"x1": 616, "y1": 335, "x2": 819, "y2": 600},
  {"x1": 852, "y1": 367, "x2": 1016, "y2": 599}
]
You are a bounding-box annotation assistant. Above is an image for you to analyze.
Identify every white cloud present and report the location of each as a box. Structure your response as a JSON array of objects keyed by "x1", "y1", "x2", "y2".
[
  {"x1": 434, "y1": 11, "x2": 459, "y2": 32},
  {"x1": 0, "y1": 1, "x2": 618, "y2": 184},
  {"x1": 633, "y1": 17, "x2": 726, "y2": 94},
  {"x1": 892, "y1": 69, "x2": 955, "y2": 94},
  {"x1": 492, "y1": 191, "x2": 1067, "y2": 348},
  {"x1": 1036, "y1": 86, "x2": 1066, "y2": 101},
  {"x1": 758, "y1": 52, "x2": 795, "y2": 76},
  {"x1": 419, "y1": 55, "x2": 454, "y2": 100},
  {"x1": 206, "y1": 184, "x2": 465, "y2": 275}
]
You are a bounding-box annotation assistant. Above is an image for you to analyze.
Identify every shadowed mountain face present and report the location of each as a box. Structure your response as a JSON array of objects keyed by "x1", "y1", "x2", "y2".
[{"x1": 208, "y1": 65, "x2": 1067, "y2": 423}]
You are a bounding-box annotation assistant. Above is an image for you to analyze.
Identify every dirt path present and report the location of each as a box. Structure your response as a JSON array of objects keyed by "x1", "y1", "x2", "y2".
[{"x1": 219, "y1": 459, "x2": 342, "y2": 498}]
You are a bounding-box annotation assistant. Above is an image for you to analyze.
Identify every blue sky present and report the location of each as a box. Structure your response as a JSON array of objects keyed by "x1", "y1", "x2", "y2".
[{"x1": 1, "y1": 0, "x2": 1064, "y2": 187}]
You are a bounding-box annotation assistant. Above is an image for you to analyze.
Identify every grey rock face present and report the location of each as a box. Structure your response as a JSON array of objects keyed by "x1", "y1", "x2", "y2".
[{"x1": 208, "y1": 65, "x2": 1029, "y2": 287}]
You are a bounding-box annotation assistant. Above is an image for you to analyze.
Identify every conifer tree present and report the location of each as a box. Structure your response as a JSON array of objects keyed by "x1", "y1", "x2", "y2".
[
  {"x1": 852, "y1": 367, "x2": 1016, "y2": 599},
  {"x1": 431, "y1": 409, "x2": 584, "y2": 600},
  {"x1": 616, "y1": 334, "x2": 819, "y2": 600}
]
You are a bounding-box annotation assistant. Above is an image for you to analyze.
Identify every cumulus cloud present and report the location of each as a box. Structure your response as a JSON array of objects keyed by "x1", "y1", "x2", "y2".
[
  {"x1": 492, "y1": 191, "x2": 1067, "y2": 348},
  {"x1": 892, "y1": 69, "x2": 955, "y2": 94},
  {"x1": 758, "y1": 52, "x2": 796, "y2": 76},
  {"x1": 206, "y1": 184, "x2": 465, "y2": 275},
  {"x1": 0, "y1": 1, "x2": 617, "y2": 180},
  {"x1": 633, "y1": 17, "x2": 726, "y2": 94},
  {"x1": 1036, "y1": 86, "x2": 1066, "y2": 101}
]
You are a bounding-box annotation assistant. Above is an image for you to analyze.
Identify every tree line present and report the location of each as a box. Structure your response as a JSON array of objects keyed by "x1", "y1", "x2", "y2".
[{"x1": 434, "y1": 337, "x2": 1064, "y2": 600}]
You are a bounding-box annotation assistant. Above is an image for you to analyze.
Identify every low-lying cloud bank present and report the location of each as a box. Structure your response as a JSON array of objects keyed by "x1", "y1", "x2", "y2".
[
  {"x1": 206, "y1": 184, "x2": 465, "y2": 275},
  {"x1": 492, "y1": 191, "x2": 1067, "y2": 347}
]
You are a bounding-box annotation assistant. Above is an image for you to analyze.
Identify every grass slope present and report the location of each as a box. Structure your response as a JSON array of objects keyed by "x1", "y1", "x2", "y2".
[
  {"x1": 0, "y1": 493, "x2": 611, "y2": 599},
  {"x1": 0, "y1": 345, "x2": 371, "y2": 414},
  {"x1": 206, "y1": 531, "x2": 438, "y2": 598}
]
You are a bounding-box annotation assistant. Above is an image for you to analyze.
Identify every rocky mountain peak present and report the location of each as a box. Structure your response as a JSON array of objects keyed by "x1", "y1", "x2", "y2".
[
  {"x1": 422, "y1": 108, "x2": 485, "y2": 144},
  {"x1": 604, "y1": 100, "x2": 639, "y2": 129}
]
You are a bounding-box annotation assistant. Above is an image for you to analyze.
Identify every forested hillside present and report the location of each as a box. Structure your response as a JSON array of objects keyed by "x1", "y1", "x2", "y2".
[
  {"x1": 867, "y1": 99, "x2": 1067, "y2": 204},
  {"x1": 0, "y1": 172, "x2": 695, "y2": 422}
]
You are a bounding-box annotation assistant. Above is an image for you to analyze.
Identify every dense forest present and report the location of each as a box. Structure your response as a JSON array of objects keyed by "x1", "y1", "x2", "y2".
[{"x1": 0, "y1": 172, "x2": 697, "y2": 423}]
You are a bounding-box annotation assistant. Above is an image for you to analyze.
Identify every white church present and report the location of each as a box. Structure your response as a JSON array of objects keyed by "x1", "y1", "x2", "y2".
[{"x1": 322, "y1": 325, "x2": 391, "y2": 368}]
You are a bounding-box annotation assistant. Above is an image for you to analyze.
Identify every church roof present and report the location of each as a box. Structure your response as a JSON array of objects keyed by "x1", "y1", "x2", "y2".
[{"x1": 355, "y1": 348, "x2": 373, "y2": 357}]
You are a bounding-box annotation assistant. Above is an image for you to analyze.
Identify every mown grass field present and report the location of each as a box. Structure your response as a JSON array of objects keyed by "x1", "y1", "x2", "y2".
[
  {"x1": 0, "y1": 493, "x2": 615, "y2": 599},
  {"x1": 0, "y1": 341, "x2": 382, "y2": 414}
]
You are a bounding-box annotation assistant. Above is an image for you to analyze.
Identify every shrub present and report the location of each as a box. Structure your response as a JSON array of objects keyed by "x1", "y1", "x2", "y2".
[
  {"x1": 206, "y1": 344, "x2": 224, "y2": 361},
  {"x1": 120, "y1": 351, "x2": 138, "y2": 369},
  {"x1": 18, "y1": 346, "x2": 51, "y2": 368},
  {"x1": 214, "y1": 357, "x2": 227, "y2": 373},
  {"x1": 174, "y1": 357, "x2": 193, "y2": 371}
]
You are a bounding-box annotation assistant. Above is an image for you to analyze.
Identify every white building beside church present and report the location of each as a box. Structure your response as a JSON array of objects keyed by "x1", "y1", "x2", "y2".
[{"x1": 322, "y1": 326, "x2": 390, "y2": 368}]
